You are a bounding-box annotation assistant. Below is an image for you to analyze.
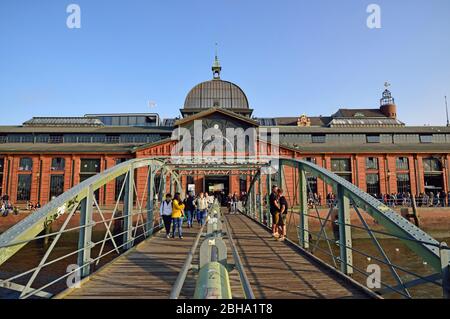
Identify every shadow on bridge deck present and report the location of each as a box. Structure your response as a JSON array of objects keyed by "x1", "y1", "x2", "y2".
[
  {"x1": 225, "y1": 212, "x2": 375, "y2": 299},
  {"x1": 59, "y1": 226, "x2": 200, "y2": 299},
  {"x1": 58, "y1": 210, "x2": 376, "y2": 299}
]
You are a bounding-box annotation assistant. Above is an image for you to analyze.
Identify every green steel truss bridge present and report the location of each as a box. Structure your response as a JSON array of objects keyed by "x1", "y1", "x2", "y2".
[{"x1": 0, "y1": 157, "x2": 448, "y2": 299}]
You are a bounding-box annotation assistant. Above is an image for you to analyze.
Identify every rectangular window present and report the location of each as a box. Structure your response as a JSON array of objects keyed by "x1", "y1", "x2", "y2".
[
  {"x1": 0, "y1": 135, "x2": 6, "y2": 143},
  {"x1": 19, "y1": 158, "x2": 33, "y2": 171},
  {"x1": 8, "y1": 135, "x2": 21, "y2": 143},
  {"x1": 331, "y1": 159, "x2": 351, "y2": 172},
  {"x1": 420, "y1": 135, "x2": 433, "y2": 143},
  {"x1": 35, "y1": 135, "x2": 49, "y2": 143},
  {"x1": 49, "y1": 175, "x2": 64, "y2": 200},
  {"x1": 366, "y1": 157, "x2": 378, "y2": 170},
  {"x1": 396, "y1": 157, "x2": 409, "y2": 170},
  {"x1": 366, "y1": 174, "x2": 380, "y2": 196},
  {"x1": 121, "y1": 135, "x2": 135, "y2": 143},
  {"x1": 305, "y1": 157, "x2": 316, "y2": 164},
  {"x1": 21, "y1": 135, "x2": 34, "y2": 143},
  {"x1": 106, "y1": 135, "x2": 120, "y2": 144},
  {"x1": 307, "y1": 177, "x2": 318, "y2": 194},
  {"x1": 239, "y1": 175, "x2": 247, "y2": 194},
  {"x1": 92, "y1": 135, "x2": 106, "y2": 143},
  {"x1": 0, "y1": 158, "x2": 4, "y2": 195},
  {"x1": 80, "y1": 159, "x2": 101, "y2": 173},
  {"x1": 312, "y1": 134, "x2": 326, "y2": 144},
  {"x1": 423, "y1": 158, "x2": 442, "y2": 172},
  {"x1": 80, "y1": 159, "x2": 101, "y2": 200},
  {"x1": 78, "y1": 135, "x2": 92, "y2": 143},
  {"x1": 331, "y1": 158, "x2": 352, "y2": 181},
  {"x1": 51, "y1": 158, "x2": 66, "y2": 171},
  {"x1": 49, "y1": 135, "x2": 63, "y2": 144},
  {"x1": 115, "y1": 175, "x2": 126, "y2": 201},
  {"x1": 366, "y1": 135, "x2": 381, "y2": 143},
  {"x1": 135, "y1": 135, "x2": 148, "y2": 143},
  {"x1": 64, "y1": 135, "x2": 78, "y2": 143},
  {"x1": 17, "y1": 174, "x2": 32, "y2": 201},
  {"x1": 397, "y1": 174, "x2": 411, "y2": 194}
]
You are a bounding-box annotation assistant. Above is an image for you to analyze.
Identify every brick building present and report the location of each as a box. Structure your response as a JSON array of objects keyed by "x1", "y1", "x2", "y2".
[{"x1": 1, "y1": 58, "x2": 450, "y2": 206}]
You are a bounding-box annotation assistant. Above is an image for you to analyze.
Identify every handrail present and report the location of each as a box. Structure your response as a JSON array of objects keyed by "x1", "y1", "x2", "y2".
[
  {"x1": 0, "y1": 158, "x2": 176, "y2": 266},
  {"x1": 169, "y1": 224, "x2": 205, "y2": 299},
  {"x1": 222, "y1": 213, "x2": 255, "y2": 299}
]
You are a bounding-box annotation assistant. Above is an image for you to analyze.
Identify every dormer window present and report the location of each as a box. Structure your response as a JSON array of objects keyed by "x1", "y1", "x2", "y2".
[{"x1": 354, "y1": 112, "x2": 365, "y2": 118}]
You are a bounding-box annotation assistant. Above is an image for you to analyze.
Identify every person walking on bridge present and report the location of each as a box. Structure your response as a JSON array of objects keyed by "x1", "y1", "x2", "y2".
[
  {"x1": 184, "y1": 192, "x2": 196, "y2": 228},
  {"x1": 269, "y1": 185, "x2": 280, "y2": 238},
  {"x1": 160, "y1": 194, "x2": 173, "y2": 239},
  {"x1": 277, "y1": 189, "x2": 288, "y2": 241},
  {"x1": 196, "y1": 192, "x2": 208, "y2": 226},
  {"x1": 230, "y1": 192, "x2": 238, "y2": 214},
  {"x1": 171, "y1": 193, "x2": 185, "y2": 239}
]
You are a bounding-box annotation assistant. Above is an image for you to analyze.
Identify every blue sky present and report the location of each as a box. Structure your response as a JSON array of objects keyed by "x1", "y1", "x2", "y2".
[{"x1": 0, "y1": 0, "x2": 449, "y2": 125}]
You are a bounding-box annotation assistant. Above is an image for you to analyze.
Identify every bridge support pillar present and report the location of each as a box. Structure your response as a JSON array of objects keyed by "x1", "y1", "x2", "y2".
[
  {"x1": 258, "y1": 174, "x2": 263, "y2": 224},
  {"x1": 298, "y1": 167, "x2": 309, "y2": 250},
  {"x1": 337, "y1": 185, "x2": 353, "y2": 275},
  {"x1": 77, "y1": 185, "x2": 94, "y2": 278},
  {"x1": 440, "y1": 242, "x2": 450, "y2": 298},
  {"x1": 252, "y1": 177, "x2": 257, "y2": 220},
  {"x1": 170, "y1": 174, "x2": 174, "y2": 195},
  {"x1": 266, "y1": 171, "x2": 272, "y2": 227},
  {"x1": 146, "y1": 166, "x2": 154, "y2": 237},
  {"x1": 123, "y1": 167, "x2": 135, "y2": 251}
]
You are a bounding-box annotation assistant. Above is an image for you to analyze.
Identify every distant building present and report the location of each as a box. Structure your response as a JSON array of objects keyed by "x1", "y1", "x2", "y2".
[{"x1": 0, "y1": 58, "x2": 449, "y2": 206}]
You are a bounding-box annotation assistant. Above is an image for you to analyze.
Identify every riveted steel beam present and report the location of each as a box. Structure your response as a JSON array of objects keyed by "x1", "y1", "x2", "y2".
[{"x1": 279, "y1": 158, "x2": 441, "y2": 273}]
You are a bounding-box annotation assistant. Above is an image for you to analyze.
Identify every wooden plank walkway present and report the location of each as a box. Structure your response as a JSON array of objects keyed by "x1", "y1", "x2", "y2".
[
  {"x1": 60, "y1": 210, "x2": 375, "y2": 299},
  {"x1": 225, "y1": 213, "x2": 375, "y2": 299},
  {"x1": 62, "y1": 225, "x2": 201, "y2": 299}
]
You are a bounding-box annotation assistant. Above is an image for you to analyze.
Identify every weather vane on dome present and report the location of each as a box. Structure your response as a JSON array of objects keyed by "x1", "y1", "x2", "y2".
[
  {"x1": 384, "y1": 82, "x2": 391, "y2": 89},
  {"x1": 212, "y1": 42, "x2": 222, "y2": 79}
]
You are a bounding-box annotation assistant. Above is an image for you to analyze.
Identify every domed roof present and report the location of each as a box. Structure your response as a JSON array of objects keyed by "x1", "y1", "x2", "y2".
[{"x1": 184, "y1": 79, "x2": 250, "y2": 109}]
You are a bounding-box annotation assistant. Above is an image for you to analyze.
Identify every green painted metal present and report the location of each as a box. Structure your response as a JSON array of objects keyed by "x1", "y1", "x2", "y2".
[
  {"x1": 298, "y1": 167, "x2": 309, "y2": 250},
  {"x1": 0, "y1": 158, "x2": 168, "y2": 266},
  {"x1": 258, "y1": 175, "x2": 263, "y2": 223},
  {"x1": 146, "y1": 167, "x2": 154, "y2": 237},
  {"x1": 194, "y1": 262, "x2": 232, "y2": 299},
  {"x1": 77, "y1": 185, "x2": 94, "y2": 278},
  {"x1": 123, "y1": 167, "x2": 135, "y2": 251},
  {"x1": 337, "y1": 184, "x2": 353, "y2": 275},
  {"x1": 278, "y1": 158, "x2": 443, "y2": 273},
  {"x1": 266, "y1": 171, "x2": 272, "y2": 227}
]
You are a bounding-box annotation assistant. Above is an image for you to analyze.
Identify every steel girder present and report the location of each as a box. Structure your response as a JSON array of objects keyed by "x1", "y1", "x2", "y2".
[
  {"x1": 278, "y1": 158, "x2": 442, "y2": 273},
  {"x1": 0, "y1": 158, "x2": 180, "y2": 266}
]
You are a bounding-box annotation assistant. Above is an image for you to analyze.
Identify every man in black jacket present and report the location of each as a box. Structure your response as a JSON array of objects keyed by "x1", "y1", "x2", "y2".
[{"x1": 184, "y1": 192, "x2": 196, "y2": 228}]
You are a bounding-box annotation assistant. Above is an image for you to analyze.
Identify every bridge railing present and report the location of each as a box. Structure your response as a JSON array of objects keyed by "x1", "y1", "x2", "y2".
[
  {"x1": 243, "y1": 158, "x2": 450, "y2": 299},
  {"x1": 0, "y1": 158, "x2": 182, "y2": 299}
]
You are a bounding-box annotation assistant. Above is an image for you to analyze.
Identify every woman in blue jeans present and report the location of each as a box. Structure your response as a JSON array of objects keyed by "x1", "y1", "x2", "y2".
[{"x1": 171, "y1": 193, "x2": 185, "y2": 239}]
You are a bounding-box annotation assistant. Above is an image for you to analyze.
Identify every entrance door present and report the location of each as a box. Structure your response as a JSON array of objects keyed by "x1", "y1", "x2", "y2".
[{"x1": 204, "y1": 176, "x2": 229, "y2": 206}]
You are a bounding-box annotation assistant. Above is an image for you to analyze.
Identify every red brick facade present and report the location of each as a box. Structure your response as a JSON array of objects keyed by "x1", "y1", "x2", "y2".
[{"x1": 1, "y1": 142, "x2": 449, "y2": 206}]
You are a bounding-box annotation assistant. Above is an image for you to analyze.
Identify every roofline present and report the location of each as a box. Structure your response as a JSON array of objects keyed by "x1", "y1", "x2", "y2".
[
  {"x1": 175, "y1": 108, "x2": 260, "y2": 127},
  {"x1": 85, "y1": 113, "x2": 160, "y2": 117}
]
